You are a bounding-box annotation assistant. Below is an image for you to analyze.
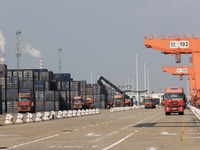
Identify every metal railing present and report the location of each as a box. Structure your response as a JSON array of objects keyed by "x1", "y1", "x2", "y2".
[{"x1": 145, "y1": 34, "x2": 200, "y2": 39}]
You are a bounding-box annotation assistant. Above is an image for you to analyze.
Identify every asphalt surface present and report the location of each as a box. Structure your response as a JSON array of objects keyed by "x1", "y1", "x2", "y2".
[{"x1": 0, "y1": 107, "x2": 200, "y2": 150}]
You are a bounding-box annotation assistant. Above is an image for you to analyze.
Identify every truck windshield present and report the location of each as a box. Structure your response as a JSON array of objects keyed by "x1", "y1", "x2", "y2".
[
  {"x1": 19, "y1": 97, "x2": 30, "y2": 102},
  {"x1": 144, "y1": 99, "x2": 153, "y2": 103},
  {"x1": 74, "y1": 99, "x2": 82, "y2": 103},
  {"x1": 114, "y1": 98, "x2": 122, "y2": 102},
  {"x1": 165, "y1": 93, "x2": 183, "y2": 100}
]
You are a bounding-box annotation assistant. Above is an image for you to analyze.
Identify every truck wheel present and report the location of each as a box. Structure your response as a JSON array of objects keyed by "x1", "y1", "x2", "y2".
[{"x1": 166, "y1": 112, "x2": 170, "y2": 115}]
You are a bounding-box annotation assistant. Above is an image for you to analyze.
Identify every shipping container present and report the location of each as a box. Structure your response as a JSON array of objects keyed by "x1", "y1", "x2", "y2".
[
  {"x1": 86, "y1": 87, "x2": 93, "y2": 95},
  {"x1": 0, "y1": 77, "x2": 6, "y2": 89},
  {"x1": 7, "y1": 88, "x2": 18, "y2": 101},
  {"x1": 44, "y1": 91, "x2": 55, "y2": 101},
  {"x1": 2, "y1": 101, "x2": 5, "y2": 113},
  {"x1": 55, "y1": 101, "x2": 59, "y2": 111},
  {"x1": 23, "y1": 70, "x2": 34, "y2": 81},
  {"x1": 35, "y1": 91, "x2": 44, "y2": 101},
  {"x1": 40, "y1": 71, "x2": 53, "y2": 82},
  {"x1": 71, "y1": 81, "x2": 80, "y2": 91},
  {"x1": 55, "y1": 91, "x2": 59, "y2": 101},
  {"x1": 80, "y1": 80, "x2": 87, "y2": 87},
  {"x1": 7, "y1": 70, "x2": 12, "y2": 77},
  {"x1": 45, "y1": 101, "x2": 54, "y2": 111},
  {"x1": 34, "y1": 81, "x2": 45, "y2": 91},
  {"x1": 36, "y1": 101, "x2": 44, "y2": 112},
  {"x1": 62, "y1": 81, "x2": 70, "y2": 91},
  {"x1": 13, "y1": 70, "x2": 23, "y2": 81},
  {"x1": 7, "y1": 101, "x2": 18, "y2": 113},
  {"x1": 0, "y1": 64, "x2": 7, "y2": 77},
  {"x1": 7, "y1": 77, "x2": 19, "y2": 89},
  {"x1": 22, "y1": 81, "x2": 34, "y2": 90},
  {"x1": 52, "y1": 73, "x2": 71, "y2": 82},
  {"x1": 94, "y1": 102, "x2": 101, "y2": 108}
]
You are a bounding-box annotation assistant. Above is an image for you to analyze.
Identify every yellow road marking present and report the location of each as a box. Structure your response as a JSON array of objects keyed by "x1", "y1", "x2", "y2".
[{"x1": 181, "y1": 114, "x2": 186, "y2": 141}]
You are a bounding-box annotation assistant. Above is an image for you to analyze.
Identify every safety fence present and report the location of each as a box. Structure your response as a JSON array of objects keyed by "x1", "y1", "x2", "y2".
[{"x1": 0, "y1": 109, "x2": 100, "y2": 125}]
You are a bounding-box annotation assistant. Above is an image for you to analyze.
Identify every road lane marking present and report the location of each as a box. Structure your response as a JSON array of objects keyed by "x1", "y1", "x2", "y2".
[
  {"x1": 181, "y1": 115, "x2": 186, "y2": 141},
  {"x1": 185, "y1": 137, "x2": 200, "y2": 139},
  {"x1": 161, "y1": 132, "x2": 178, "y2": 136},
  {"x1": 91, "y1": 131, "x2": 119, "y2": 143},
  {"x1": 146, "y1": 147, "x2": 157, "y2": 150},
  {"x1": 49, "y1": 145, "x2": 98, "y2": 148},
  {"x1": 5, "y1": 134, "x2": 60, "y2": 150},
  {"x1": 101, "y1": 133, "x2": 134, "y2": 150}
]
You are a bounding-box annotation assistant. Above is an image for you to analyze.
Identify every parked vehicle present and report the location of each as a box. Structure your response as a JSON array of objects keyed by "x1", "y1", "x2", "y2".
[
  {"x1": 85, "y1": 97, "x2": 94, "y2": 109},
  {"x1": 18, "y1": 89, "x2": 35, "y2": 113},
  {"x1": 163, "y1": 87, "x2": 186, "y2": 115},
  {"x1": 144, "y1": 97, "x2": 156, "y2": 109},
  {"x1": 113, "y1": 95, "x2": 124, "y2": 107},
  {"x1": 73, "y1": 96, "x2": 84, "y2": 110}
]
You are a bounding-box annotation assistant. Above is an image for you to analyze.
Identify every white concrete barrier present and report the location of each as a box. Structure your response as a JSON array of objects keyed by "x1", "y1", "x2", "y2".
[
  {"x1": 26, "y1": 113, "x2": 34, "y2": 123},
  {"x1": 5, "y1": 114, "x2": 14, "y2": 125},
  {"x1": 110, "y1": 105, "x2": 145, "y2": 112},
  {"x1": 72, "y1": 110, "x2": 77, "y2": 117},
  {"x1": 16, "y1": 113, "x2": 24, "y2": 123},
  {"x1": 77, "y1": 109, "x2": 81, "y2": 117},
  {"x1": 96, "y1": 108, "x2": 100, "y2": 114},
  {"x1": 35, "y1": 112, "x2": 43, "y2": 122},
  {"x1": 67, "y1": 110, "x2": 73, "y2": 117},
  {"x1": 50, "y1": 111, "x2": 57, "y2": 119},
  {"x1": 81, "y1": 109, "x2": 85, "y2": 116},
  {"x1": 190, "y1": 106, "x2": 200, "y2": 120},
  {"x1": 85, "y1": 109, "x2": 89, "y2": 115},
  {"x1": 57, "y1": 111, "x2": 63, "y2": 119},
  {"x1": 43, "y1": 112, "x2": 50, "y2": 121},
  {"x1": 63, "y1": 110, "x2": 68, "y2": 118}
]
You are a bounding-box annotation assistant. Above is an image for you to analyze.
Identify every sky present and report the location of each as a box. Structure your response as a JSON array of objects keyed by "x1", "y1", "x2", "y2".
[{"x1": 0, "y1": 0, "x2": 199, "y2": 93}]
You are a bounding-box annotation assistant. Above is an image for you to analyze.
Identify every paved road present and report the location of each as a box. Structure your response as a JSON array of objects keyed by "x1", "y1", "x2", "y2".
[{"x1": 0, "y1": 107, "x2": 200, "y2": 150}]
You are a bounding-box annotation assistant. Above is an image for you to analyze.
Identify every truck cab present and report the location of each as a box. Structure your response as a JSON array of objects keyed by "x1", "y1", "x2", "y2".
[
  {"x1": 144, "y1": 97, "x2": 156, "y2": 109},
  {"x1": 164, "y1": 87, "x2": 186, "y2": 115},
  {"x1": 18, "y1": 90, "x2": 35, "y2": 113},
  {"x1": 113, "y1": 95, "x2": 124, "y2": 107},
  {"x1": 73, "y1": 96, "x2": 84, "y2": 110},
  {"x1": 85, "y1": 97, "x2": 94, "y2": 109}
]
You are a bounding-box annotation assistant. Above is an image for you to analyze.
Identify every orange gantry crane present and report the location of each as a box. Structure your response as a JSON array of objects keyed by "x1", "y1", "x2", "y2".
[
  {"x1": 145, "y1": 34, "x2": 200, "y2": 107},
  {"x1": 162, "y1": 66, "x2": 196, "y2": 106}
]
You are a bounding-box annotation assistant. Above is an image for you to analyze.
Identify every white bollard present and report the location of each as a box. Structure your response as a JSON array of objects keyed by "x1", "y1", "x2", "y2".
[
  {"x1": 50, "y1": 111, "x2": 57, "y2": 119},
  {"x1": 81, "y1": 109, "x2": 85, "y2": 116},
  {"x1": 5, "y1": 114, "x2": 14, "y2": 125},
  {"x1": 35, "y1": 112, "x2": 43, "y2": 122},
  {"x1": 63, "y1": 110, "x2": 68, "y2": 118},
  {"x1": 43, "y1": 112, "x2": 50, "y2": 121},
  {"x1": 57, "y1": 111, "x2": 63, "y2": 119},
  {"x1": 72, "y1": 110, "x2": 77, "y2": 117},
  {"x1": 16, "y1": 113, "x2": 24, "y2": 123},
  {"x1": 67, "y1": 110, "x2": 73, "y2": 117},
  {"x1": 110, "y1": 107, "x2": 113, "y2": 112},
  {"x1": 26, "y1": 113, "x2": 34, "y2": 123}
]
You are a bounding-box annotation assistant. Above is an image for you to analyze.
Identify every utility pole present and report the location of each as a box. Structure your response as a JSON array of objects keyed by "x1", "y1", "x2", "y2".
[
  {"x1": 147, "y1": 69, "x2": 150, "y2": 94},
  {"x1": 135, "y1": 55, "x2": 139, "y2": 103},
  {"x1": 144, "y1": 63, "x2": 147, "y2": 96},
  {"x1": 90, "y1": 71, "x2": 93, "y2": 84},
  {"x1": 58, "y1": 48, "x2": 62, "y2": 73}
]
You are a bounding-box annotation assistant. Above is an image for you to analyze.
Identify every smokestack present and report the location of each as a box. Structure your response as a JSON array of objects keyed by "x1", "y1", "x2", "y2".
[
  {"x1": 40, "y1": 58, "x2": 43, "y2": 69},
  {"x1": 0, "y1": 54, "x2": 5, "y2": 64}
]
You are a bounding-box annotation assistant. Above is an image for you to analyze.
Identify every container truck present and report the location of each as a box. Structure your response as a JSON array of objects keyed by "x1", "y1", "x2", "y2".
[
  {"x1": 163, "y1": 87, "x2": 186, "y2": 115},
  {"x1": 85, "y1": 97, "x2": 94, "y2": 109},
  {"x1": 18, "y1": 89, "x2": 35, "y2": 113},
  {"x1": 113, "y1": 95, "x2": 124, "y2": 107},
  {"x1": 73, "y1": 96, "x2": 84, "y2": 110},
  {"x1": 144, "y1": 97, "x2": 156, "y2": 109}
]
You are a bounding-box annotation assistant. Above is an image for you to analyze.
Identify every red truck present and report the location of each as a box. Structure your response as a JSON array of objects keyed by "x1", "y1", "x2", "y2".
[
  {"x1": 164, "y1": 87, "x2": 186, "y2": 115},
  {"x1": 144, "y1": 97, "x2": 156, "y2": 109},
  {"x1": 113, "y1": 95, "x2": 124, "y2": 107},
  {"x1": 18, "y1": 89, "x2": 35, "y2": 113},
  {"x1": 73, "y1": 96, "x2": 84, "y2": 110},
  {"x1": 85, "y1": 97, "x2": 94, "y2": 109}
]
